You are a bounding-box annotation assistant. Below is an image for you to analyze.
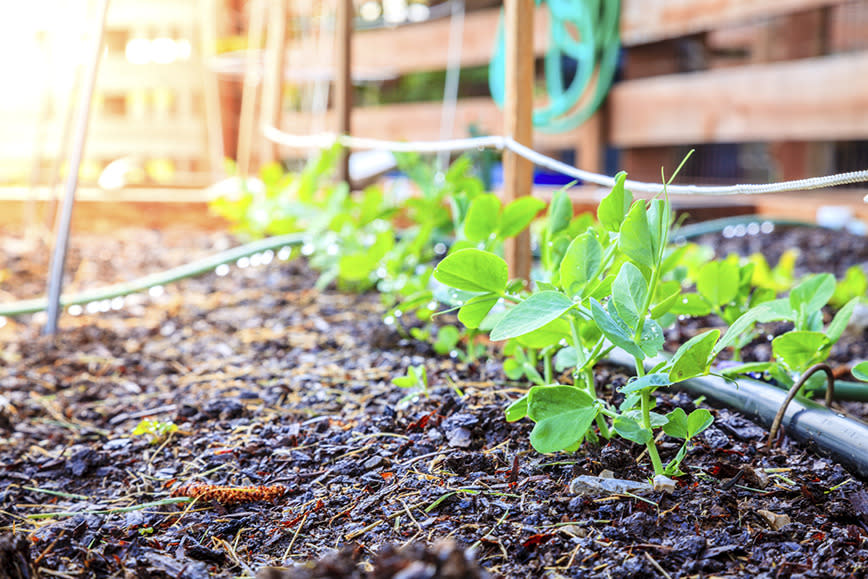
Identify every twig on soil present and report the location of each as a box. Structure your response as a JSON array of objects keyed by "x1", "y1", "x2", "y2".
[
  {"x1": 344, "y1": 518, "x2": 385, "y2": 540},
  {"x1": 643, "y1": 551, "x2": 673, "y2": 579},
  {"x1": 469, "y1": 508, "x2": 510, "y2": 552},
  {"x1": 33, "y1": 529, "x2": 65, "y2": 565},
  {"x1": 212, "y1": 535, "x2": 256, "y2": 577},
  {"x1": 283, "y1": 511, "x2": 310, "y2": 560}
]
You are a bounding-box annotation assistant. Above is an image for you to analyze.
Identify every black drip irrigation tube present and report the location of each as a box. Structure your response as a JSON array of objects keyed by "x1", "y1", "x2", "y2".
[{"x1": 607, "y1": 349, "x2": 868, "y2": 480}]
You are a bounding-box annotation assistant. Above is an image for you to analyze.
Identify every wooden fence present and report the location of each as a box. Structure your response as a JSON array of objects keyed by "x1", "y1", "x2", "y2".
[
  {"x1": 0, "y1": 0, "x2": 223, "y2": 188},
  {"x1": 276, "y1": 0, "x2": 868, "y2": 185}
]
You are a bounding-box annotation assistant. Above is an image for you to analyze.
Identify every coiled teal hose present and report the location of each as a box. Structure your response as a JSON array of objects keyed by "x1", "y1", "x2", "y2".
[{"x1": 488, "y1": 0, "x2": 620, "y2": 133}]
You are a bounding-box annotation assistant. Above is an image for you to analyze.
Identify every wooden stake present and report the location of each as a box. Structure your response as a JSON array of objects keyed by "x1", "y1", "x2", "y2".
[
  {"x1": 237, "y1": 0, "x2": 267, "y2": 179},
  {"x1": 503, "y1": 0, "x2": 534, "y2": 283},
  {"x1": 334, "y1": 0, "x2": 353, "y2": 185},
  {"x1": 260, "y1": 0, "x2": 288, "y2": 165}
]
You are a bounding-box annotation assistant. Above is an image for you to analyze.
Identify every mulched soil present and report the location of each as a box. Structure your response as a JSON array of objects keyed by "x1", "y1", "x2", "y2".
[{"x1": 1, "y1": 225, "x2": 867, "y2": 578}]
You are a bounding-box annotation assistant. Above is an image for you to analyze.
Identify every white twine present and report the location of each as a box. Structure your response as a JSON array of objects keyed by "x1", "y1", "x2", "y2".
[{"x1": 262, "y1": 126, "x2": 868, "y2": 197}]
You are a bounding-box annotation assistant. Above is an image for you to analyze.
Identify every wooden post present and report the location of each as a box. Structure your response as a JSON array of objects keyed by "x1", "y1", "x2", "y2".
[
  {"x1": 260, "y1": 0, "x2": 288, "y2": 165},
  {"x1": 237, "y1": 0, "x2": 267, "y2": 179},
  {"x1": 334, "y1": 0, "x2": 353, "y2": 184},
  {"x1": 503, "y1": 0, "x2": 534, "y2": 283},
  {"x1": 200, "y1": 0, "x2": 226, "y2": 178}
]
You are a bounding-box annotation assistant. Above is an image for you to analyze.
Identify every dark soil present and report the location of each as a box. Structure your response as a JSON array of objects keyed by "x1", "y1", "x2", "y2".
[{"x1": 1, "y1": 225, "x2": 867, "y2": 578}]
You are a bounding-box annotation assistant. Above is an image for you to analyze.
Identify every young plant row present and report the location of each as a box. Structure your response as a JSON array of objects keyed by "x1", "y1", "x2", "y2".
[
  {"x1": 432, "y1": 172, "x2": 865, "y2": 477},
  {"x1": 212, "y1": 151, "x2": 868, "y2": 477}
]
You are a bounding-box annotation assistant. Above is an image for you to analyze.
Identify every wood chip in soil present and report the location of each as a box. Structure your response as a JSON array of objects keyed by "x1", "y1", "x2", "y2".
[{"x1": 0, "y1": 226, "x2": 867, "y2": 578}]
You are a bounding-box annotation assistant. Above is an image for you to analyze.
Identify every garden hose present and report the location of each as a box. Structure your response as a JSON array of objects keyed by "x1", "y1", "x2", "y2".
[
  {"x1": 0, "y1": 233, "x2": 306, "y2": 318},
  {"x1": 607, "y1": 348, "x2": 868, "y2": 479},
  {"x1": 672, "y1": 215, "x2": 831, "y2": 241},
  {"x1": 488, "y1": 0, "x2": 621, "y2": 133}
]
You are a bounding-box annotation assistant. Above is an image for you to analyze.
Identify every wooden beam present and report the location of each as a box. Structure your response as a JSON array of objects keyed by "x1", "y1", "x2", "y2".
[
  {"x1": 621, "y1": 0, "x2": 846, "y2": 46},
  {"x1": 609, "y1": 50, "x2": 868, "y2": 147},
  {"x1": 502, "y1": 0, "x2": 534, "y2": 283},
  {"x1": 334, "y1": 0, "x2": 352, "y2": 184},
  {"x1": 286, "y1": 6, "x2": 550, "y2": 78}
]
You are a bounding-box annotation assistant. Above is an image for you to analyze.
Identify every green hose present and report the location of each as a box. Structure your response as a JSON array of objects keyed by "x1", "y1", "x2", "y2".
[
  {"x1": 489, "y1": 0, "x2": 621, "y2": 133},
  {"x1": 672, "y1": 215, "x2": 823, "y2": 240},
  {"x1": 0, "y1": 233, "x2": 306, "y2": 318}
]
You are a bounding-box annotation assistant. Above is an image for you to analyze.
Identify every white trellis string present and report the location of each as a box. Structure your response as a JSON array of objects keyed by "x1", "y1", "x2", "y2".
[{"x1": 262, "y1": 125, "x2": 868, "y2": 197}]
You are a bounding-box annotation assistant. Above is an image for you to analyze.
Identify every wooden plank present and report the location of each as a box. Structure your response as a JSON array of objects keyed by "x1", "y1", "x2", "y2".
[
  {"x1": 502, "y1": 0, "x2": 534, "y2": 283},
  {"x1": 621, "y1": 0, "x2": 846, "y2": 45},
  {"x1": 0, "y1": 119, "x2": 207, "y2": 159},
  {"x1": 106, "y1": 0, "x2": 197, "y2": 27},
  {"x1": 277, "y1": 2, "x2": 853, "y2": 78},
  {"x1": 280, "y1": 97, "x2": 578, "y2": 152},
  {"x1": 609, "y1": 51, "x2": 868, "y2": 147},
  {"x1": 285, "y1": 5, "x2": 550, "y2": 77},
  {"x1": 97, "y1": 59, "x2": 202, "y2": 93}
]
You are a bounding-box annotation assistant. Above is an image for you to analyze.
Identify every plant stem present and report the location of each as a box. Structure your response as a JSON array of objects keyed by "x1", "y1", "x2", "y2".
[
  {"x1": 543, "y1": 350, "x2": 553, "y2": 384},
  {"x1": 641, "y1": 389, "x2": 664, "y2": 475}
]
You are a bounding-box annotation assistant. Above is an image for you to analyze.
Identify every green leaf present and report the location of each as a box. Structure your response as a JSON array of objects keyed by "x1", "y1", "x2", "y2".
[
  {"x1": 559, "y1": 232, "x2": 602, "y2": 298},
  {"x1": 650, "y1": 280, "x2": 681, "y2": 319},
  {"x1": 638, "y1": 319, "x2": 665, "y2": 358},
  {"x1": 670, "y1": 293, "x2": 712, "y2": 316},
  {"x1": 433, "y1": 326, "x2": 461, "y2": 355},
  {"x1": 668, "y1": 329, "x2": 720, "y2": 383},
  {"x1": 500, "y1": 197, "x2": 546, "y2": 238},
  {"x1": 853, "y1": 361, "x2": 868, "y2": 382},
  {"x1": 826, "y1": 297, "x2": 858, "y2": 344},
  {"x1": 662, "y1": 408, "x2": 689, "y2": 439},
  {"x1": 502, "y1": 358, "x2": 525, "y2": 380},
  {"x1": 515, "y1": 318, "x2": 572, "y2": 349},
  {"x1": 597, "y1": 172, "x2": 632, "y2": 232},
  {"x1": 718, "y1": 361, "x2": 773, "y2": 377},
  {"x1": 547, "y1": 187, "x2": 573, "y2": 236},
  {"x1": 613, "y1": 415, "x2": 652, "y2": 445},
  {"x1": 687, "y1": 408, "x2": 714, "y2": 438},
  {"x1": 790, "y1": 273, "x2": 835, "y2": 316},
  {"x1": 458, "y1": 295, "x2": 499, "y2": 329},
  {"x1": 612, "y1": 262, "x2": 648, "y2": 330},
  {"x1": 618, "y1": 201, "x2": 655, "y2": 268},
  {"x1": 505, "y1": 394, "x2": 529, "y2": 421},
  {"x1": 554, "y1": 346, "x2": 578, "y2": 372},
  {"x1": 490, "y1": 291, "x2": 575, "y2": 341},
  {"x1": 772, "y1": 331, "x2": 829, "y2": 373},
  {"x1": 464, "y1": 193, "x2": 502, "y2": 242},
  {"x1": 527, "y1": 386, "x2": 598, "y2": 453},
  {"x1": 590, "y1": 299, "x2": 644, "y2": 359},
  {"x1": 696, "y1": 260, "x2": 739, "y2": 309},
  {"x1": 713, "y1": 299, "x2": 793, "y2": 357},
  {"x1": 646, "y1": 198, "x2": 667, "y2": 261},
  {"x1": 619, "y1": 372, "x2": 670, "y2": 395},
  {"x1": 434, "y1": 249, "x2": 508, "y2": 294}
]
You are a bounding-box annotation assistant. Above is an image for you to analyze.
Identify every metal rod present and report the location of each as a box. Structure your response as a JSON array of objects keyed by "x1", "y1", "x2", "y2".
[{"x1": 43, "y1": 0, "x2": 110, "y2": 336}]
